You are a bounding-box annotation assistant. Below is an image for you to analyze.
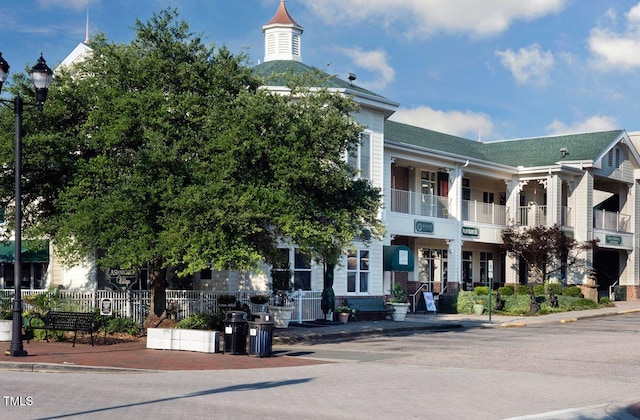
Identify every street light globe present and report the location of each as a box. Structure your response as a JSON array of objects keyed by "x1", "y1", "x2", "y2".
[{"x1": 30, "y1": 54, "x2": 53, "y2": 106}]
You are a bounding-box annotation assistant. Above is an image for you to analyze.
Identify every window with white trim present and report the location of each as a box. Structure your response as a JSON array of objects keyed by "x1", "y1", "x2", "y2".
[
  {"x1": 271, "y1": 248, "x2": 312, "y2": 291},
  {"x1": 347, "y1": 250, "x2": 369, "y2": 293},
  {"x1": 347, "y1": 132, "x2": 371, "y2": 179}
]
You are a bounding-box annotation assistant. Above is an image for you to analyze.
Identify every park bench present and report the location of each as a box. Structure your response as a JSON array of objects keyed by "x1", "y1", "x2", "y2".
[
  {"x1": 344, "y1": 297, "x2": 391, "y2": 321},
  {"x1": 28, "y1": 311, "x2": 96, "y2": 347}
]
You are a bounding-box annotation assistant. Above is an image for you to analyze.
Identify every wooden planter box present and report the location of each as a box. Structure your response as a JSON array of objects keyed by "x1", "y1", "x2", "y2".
[{"x1": 146, "y1": 328, "x2": 220, "y2": 353}]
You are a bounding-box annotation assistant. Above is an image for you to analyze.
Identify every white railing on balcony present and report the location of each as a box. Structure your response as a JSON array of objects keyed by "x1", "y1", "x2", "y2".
[
  {"x1": 461, "y1": 200, "x2": 507, "y2": 225},
  {"x1": 517, "y1": 205, "x2": 547, "y2": 226},
  {"x1": 390, "y1": 188, "x2": 449, "y2": 218},
  {"x1": 593, "y1": 209, "x2": 631, "y2": 233}
]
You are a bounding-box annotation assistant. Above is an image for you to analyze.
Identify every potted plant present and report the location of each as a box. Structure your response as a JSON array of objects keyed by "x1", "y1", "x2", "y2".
[
  {"x1": 334, "y1": 305, "x2": 353, "y2": 324},
  {"x1": 217, "y1": 294, "x2": 237, "y2": 307},
  {"x1": 387, "y1": 283, "x2": 410, "y2": 321},
  {"x1": 473, "y1": 299, "x2": 485, "y2": 315},
  {"x1": 267, "y1": 290, "x2": 295, "y2": 328},
  {"x1": 0, "y1": 297, "x2": 12, "y2": 341},
  {"x1": 249, "y1": 294, "x2": 270, "y2": 312}
]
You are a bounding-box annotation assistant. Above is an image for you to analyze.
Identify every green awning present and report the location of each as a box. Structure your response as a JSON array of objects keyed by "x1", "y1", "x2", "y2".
[
  {"x1": 0, "y1": 240, "x2": 49, "y2": 263},
  {"x1": 383, "y1": 245, "x2": 414, "y2": 272}
]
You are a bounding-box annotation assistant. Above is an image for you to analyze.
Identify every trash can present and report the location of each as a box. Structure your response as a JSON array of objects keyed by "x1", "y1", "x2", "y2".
[
  {"x1": 224, "y1": 310, "x2": 248, "y2": 355},
  {"x1": 248, "y1": 312, "x2": 275, "y2": 357}
]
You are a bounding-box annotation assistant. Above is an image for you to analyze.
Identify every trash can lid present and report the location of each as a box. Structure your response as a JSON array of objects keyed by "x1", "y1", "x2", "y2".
[
  {"x1": 226, "y1": 310, "x2": 248, "y2": 321},
  {"x1": 250, "y1": 312, "x2": 273, "y2": 323}
]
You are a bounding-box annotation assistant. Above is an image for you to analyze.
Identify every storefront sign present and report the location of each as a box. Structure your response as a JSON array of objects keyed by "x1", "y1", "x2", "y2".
[
  {"x1": 605, "y1": 235, "x2": 622, "y2": 245},
  {"x1": 462, "y1": 226, "x2": 479, "y2": 237},
  {"x1": 108, "y1": 268, "x2": 138, "y2": 291},
  {"x1": 414, "y1": 220, "x2": 434, "y2": 233}
]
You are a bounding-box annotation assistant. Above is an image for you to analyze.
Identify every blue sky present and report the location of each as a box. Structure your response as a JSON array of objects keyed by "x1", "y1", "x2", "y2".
[{"x1": 3, "y1": 0, "x2": 640, "y2": 141}]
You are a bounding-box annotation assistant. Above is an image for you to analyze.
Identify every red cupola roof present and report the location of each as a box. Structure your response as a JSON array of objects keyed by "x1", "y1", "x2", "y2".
[{"x1": 265, "y1": 0, "x2": 302, "y2": 28}]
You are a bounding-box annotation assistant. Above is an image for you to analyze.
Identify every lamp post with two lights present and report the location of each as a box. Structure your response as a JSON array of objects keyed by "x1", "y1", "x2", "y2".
[{"x1": 0, "y1": 52, "x2": 53, "y2": 357}]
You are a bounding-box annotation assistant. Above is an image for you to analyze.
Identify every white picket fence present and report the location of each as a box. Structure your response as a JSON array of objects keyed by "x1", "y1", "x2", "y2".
[{"x1": 0, "y1": 289, "x2": 326, "y2": 324}]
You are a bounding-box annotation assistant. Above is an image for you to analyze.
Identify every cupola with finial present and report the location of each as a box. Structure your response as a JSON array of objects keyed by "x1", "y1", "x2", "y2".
[{"x1": 262, "y1": 0, "x2": 303, "y2": 63}]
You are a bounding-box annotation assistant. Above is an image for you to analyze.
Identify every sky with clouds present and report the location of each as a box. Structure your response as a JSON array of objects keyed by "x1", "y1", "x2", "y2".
[{"x1": 3, "y1": 0, "x2": 640, "y2": 141}]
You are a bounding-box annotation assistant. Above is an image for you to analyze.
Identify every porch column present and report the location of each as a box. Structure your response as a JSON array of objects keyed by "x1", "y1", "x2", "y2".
[{"x1": 446, "y1": 239, "x2": 461, "y2": 293}]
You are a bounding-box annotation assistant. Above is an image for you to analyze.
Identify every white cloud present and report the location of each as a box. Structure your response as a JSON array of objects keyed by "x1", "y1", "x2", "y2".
[
  {"x1": 496, "y1": 44, "x2": 554, "y2": 85},
  {"x1": 38, "y1": 0, "x2": 98, "y2": 10},
  {"x1": 546, "y1": 115, "x2": 619, "y2": 135},
  {"x1": 303, "y1": 0, "x2": 568, "y2": 38},
  {"x1": 334, "y1": 47, "x2": 395, "y2": 90},
  {"x1": 588, "y1": 3, "x2": 640, "y2": 70},
  {"x1": 390, "y1": 106, "x2": 495, "y2": 140}
]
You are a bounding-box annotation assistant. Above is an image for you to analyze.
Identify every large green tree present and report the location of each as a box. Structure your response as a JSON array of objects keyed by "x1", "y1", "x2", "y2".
[{"x1": 0, "y1": 9, "x2": 382, "y2": 316}]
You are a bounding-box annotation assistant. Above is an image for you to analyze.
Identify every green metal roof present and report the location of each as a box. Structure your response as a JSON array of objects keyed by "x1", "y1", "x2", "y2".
[
  {"x1": 254, "y1": 60, "x2": 387, "y2": 99},
  {"x1": 385, "y1": 120, "x2": 625, "y2": 168}
]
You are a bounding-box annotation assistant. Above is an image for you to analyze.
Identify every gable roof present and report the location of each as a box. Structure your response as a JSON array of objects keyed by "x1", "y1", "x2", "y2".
[{"x1": 384, "y1": 120, "x2": 627, "y2": 169}]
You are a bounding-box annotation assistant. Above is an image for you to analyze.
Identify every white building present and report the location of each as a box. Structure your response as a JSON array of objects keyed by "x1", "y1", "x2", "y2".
[{"x1": 10, "y1": 0, "x2": 639, "y2": 303}]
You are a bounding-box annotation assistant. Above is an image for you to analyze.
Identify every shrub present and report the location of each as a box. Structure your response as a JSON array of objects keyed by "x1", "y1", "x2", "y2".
[
  {"x1": 516, "y1": 285, "x2": 531, "y2": 295},
  {"x1": 217, "y1": 294, "x2": 236, "y2": 305},
  {"x1": 497, "y1": 285, "x2": 514, "y2": 296},
  {"x1": 599, "y1": 297, "x2": 612, "y2": 305},
  {"x1": 177, "y1": 313, "x2": 216, "y2": 330},
  {"x1": 533, "y1": 284, "x2": 545, "y2": 295},
  {"x1": 547, "y1": 283, "x2": 562, "y2": 295},
  {"x1": 562, "y1": 286, "x2": 582, "y2": 297},
  {"x1": 569, "y1": 298, "x2": 597, "y2": 310},
  {"x1": 473, "y1": 286, "x2": 489, "y2": 296},
  {"x1": 105, "y1": 316, "x2": 140, "y2": 335},
  {"x1": 456, "y1": 291, "x2": 476, "y2": 314},
  {"x1": 0, "y1": 297, "x2": 12, "y2": 320}
]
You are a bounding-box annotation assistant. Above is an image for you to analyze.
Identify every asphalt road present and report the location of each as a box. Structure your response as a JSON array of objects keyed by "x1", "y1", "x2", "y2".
[{"x1": 2, "y1": 314, "x2": 639, "y2": 419}]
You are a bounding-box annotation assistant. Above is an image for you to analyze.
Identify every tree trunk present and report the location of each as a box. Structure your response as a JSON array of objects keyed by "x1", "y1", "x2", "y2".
[{"x1": 148, "y1": 258, "x2": 168, "y2": 317}]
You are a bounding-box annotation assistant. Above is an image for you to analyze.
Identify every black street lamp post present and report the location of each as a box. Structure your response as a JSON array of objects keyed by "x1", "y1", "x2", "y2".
[{"x1": 0, "y1": 52, "x2": 52, "y2": 357}]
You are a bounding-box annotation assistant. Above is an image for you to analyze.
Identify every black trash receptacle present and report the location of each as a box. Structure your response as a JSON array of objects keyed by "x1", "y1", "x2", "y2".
[
  {"x1": 248, "y1": 312, "x2": 275, "y2": 357},
  {"x1": 224, "y1": 310, "x2": 248, "y2": 355}
]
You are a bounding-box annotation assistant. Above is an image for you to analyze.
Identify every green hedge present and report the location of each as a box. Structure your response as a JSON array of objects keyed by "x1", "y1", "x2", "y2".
[{"x1": 457, "y1": 285, "x2": 600, "y2": 315}]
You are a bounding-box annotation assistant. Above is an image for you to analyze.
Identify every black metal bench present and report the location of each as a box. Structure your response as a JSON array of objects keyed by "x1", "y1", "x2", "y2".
[
  {"x1": 344, "y1": 298, "x2": 391, "y2": 321},
  {"x1": 29, "y1": 311, "x2": 96, "y2": 347}
]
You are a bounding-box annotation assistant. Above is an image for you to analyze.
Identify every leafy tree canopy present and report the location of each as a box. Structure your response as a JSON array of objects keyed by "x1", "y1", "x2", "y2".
[
  {"x1": 0, "y1": 8, "x2": 383, "y2": 315},
  {"x1": 501, "y1": 223, "x2": 596, "y2": 283}
]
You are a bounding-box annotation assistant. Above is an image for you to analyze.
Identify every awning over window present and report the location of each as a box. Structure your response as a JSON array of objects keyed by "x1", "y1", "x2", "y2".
[
  {"x1": 383, "y1": 245, "x2": 414, "y2": 272},
  {"x1": 0, "y1": 240, "x2": 49, "y2": 263}
]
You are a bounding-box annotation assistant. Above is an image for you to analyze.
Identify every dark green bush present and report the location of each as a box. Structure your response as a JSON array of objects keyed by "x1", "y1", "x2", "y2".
[
  {"x1": 547, "y1": 283, "x2": 562, "y2": 295},
  {"x1": 516, "y1": 285, "x2": 531, "y2": 295},
  {"x1": 562, "y1": 286, "x2": 582, "y2": 297},
  {"x1": 533, "y1": 284, "x2": 545, "y2": 295},
  {"x1": 569, "y1": 298, "x2": 597, "y2": 309},
  {"x1": 599, "y1": 297, "x2": 611, "y2": 305},
  {"x1": 177, "y1": 313, "x2": 216, "y2": 330},
  {"x1": 105, "y1": 316, "x2": 140, "y2": 335},
  {"x1": 497, "y1": 285, "x2": 514, "y2": 296},
  {"x1": 473, "y1": 286, "x2": 489, "y2": 296}
]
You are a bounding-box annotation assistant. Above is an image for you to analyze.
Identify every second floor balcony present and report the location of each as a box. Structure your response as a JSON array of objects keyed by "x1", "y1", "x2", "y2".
[
  {"x1": 515, "y1": 205, "x2": 574, "y2": 227},
  {"x1": 390, "y1": 188, "x2": 448, "y2": 218},
  {"x1": 462, "y1": 200, "x2": 507, "y2": 225},
  {"x1": 594, "y1": 209, "x2": 631, "y2": 233}
]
